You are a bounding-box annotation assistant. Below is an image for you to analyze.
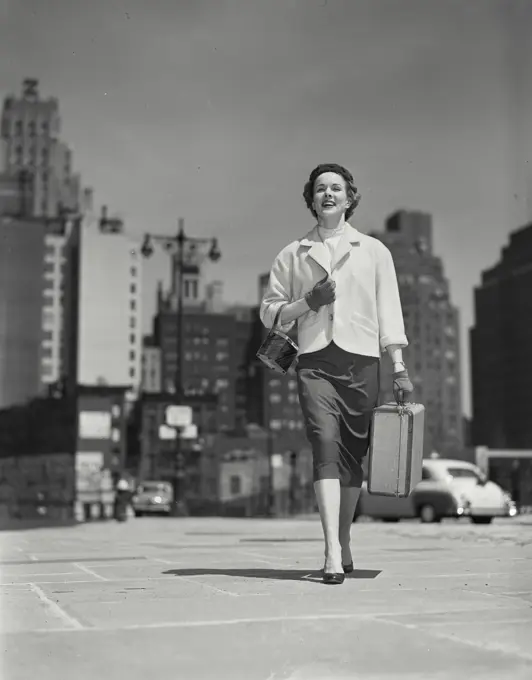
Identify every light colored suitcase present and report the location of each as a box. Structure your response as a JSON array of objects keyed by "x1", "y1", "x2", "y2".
[{"x1": 367, "y1": 402, "x2": 425, "y2": 497}]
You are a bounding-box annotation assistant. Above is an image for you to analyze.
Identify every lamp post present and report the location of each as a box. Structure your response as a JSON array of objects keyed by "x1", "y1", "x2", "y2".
[{"x1": 141, "y1": 218, "x2": 221, "y2": 516}]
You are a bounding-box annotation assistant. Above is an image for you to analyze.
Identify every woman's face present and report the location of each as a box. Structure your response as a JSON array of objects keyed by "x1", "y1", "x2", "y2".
[{"x1": 313, "y1": 172, "x2": 350, "y2": 219}]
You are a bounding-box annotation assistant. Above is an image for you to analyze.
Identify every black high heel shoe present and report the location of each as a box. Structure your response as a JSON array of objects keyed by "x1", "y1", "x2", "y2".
[
  {"x1": 322, "y1": 571, "x2": 345, "y2": 585},
  {"x1": 343, "y1": 562, "x2": 354, "y2": 574}
]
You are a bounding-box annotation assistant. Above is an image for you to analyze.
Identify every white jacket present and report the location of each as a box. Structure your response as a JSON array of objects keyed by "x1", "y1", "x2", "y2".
[{"x1": 260, "y1": 223, "x2": 408, "y2": 358}]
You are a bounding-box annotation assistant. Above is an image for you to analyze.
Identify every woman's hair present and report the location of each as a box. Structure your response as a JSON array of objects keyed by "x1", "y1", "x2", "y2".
[{"x1": 302, "y1": 163, "x2": 361, "y2": 220}]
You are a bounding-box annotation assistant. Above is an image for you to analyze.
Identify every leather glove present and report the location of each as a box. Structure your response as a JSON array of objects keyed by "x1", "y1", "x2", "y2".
[
  {"x1": 305, "y1": 276, "x2": 335, "y2": 312},
  {"x1": 393, "y1": 369, "x2": 414, "y2": 405}
]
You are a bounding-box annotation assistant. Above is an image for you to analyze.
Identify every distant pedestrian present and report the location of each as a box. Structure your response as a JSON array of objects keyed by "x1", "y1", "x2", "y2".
[{"x1": 260, "y1": 163, "x2": 413, "y2": 584}]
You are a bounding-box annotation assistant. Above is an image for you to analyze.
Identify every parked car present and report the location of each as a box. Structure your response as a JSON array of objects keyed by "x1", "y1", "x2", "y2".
[
  {"x1": 131, "y1": 481, "x2": 173, "y2": 517},
  {"x1": 354, "y1": 458, "x2": 516, "y2": 524}
]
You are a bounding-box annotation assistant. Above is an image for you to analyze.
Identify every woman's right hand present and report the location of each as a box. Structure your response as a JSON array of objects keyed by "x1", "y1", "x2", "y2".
[{"x1": 305, "y1": 275, "x2": 336, "y2": 312}]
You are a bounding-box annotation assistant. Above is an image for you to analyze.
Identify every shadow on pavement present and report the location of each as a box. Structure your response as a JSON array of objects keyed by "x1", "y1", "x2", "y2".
[
  {"x1": 0, "y1": 519, "x2": 79, "y2": 532},
  {"x1": 162, "y1": 568, "x2": 382, "y2": 581}
]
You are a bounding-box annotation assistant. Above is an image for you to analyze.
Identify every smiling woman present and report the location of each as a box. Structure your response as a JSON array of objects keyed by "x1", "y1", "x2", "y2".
[{"x1": 260, "y1": 162, "x2": 413, "y2": 585}]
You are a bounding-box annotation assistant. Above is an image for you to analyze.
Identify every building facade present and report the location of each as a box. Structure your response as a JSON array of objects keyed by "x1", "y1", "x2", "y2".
[
  {"x1": 154, "y1": 309, "x2": 237, "y2": 431},
  {"x1": 372, "y1": 210, "x2": 463, "y2": 456},
  {"x1": 63, "y1": 210, "x2": 142, "y2": 392},
  {"x1": 470, "y1": 222, "x2": 532, "y2": 449},
  {"x1": 141, "y1": 339, "x2": 162, "y2": 393},
  {"x1": 0, "y1": 215, "x2": 47, "y2": 409},
  {"x1": 1, "y1": 80, "x2": 95, "y2": 388},
  {"x1": 1, "y1": 78, "x2": 81, "y2": 218}
]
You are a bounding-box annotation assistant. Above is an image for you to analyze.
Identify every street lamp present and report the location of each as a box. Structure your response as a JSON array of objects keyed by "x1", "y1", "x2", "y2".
[{"x1": 141, "y1": 218, "x2": 221, "y2": 516}]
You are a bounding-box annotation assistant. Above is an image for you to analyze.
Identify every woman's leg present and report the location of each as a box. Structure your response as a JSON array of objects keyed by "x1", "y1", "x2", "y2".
[
  {"x1": 314, "y1": 478, "x2": 342, "y2": 572},
  {"x1": 339, "y1": 486, "x2": 361, "y2": 565}
]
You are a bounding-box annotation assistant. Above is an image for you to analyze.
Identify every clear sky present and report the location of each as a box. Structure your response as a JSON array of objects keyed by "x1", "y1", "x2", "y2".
[{"x1": 2, "y1": 0, "x2": 531, "y2": 416}]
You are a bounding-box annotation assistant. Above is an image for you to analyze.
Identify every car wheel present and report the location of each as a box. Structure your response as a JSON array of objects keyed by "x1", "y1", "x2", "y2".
[
  {"x1": 419, "y1": 504, "x2": 438, "y2": 523},
  {"x1": 472, "y1": 516, "x2": 493, "y2": 524},
  {"x1": 382, "y1": 518, "x2": 400, "y2": 522},
  {"x1": 134, "y1": 511, "x2": 143, "y2": 518}
]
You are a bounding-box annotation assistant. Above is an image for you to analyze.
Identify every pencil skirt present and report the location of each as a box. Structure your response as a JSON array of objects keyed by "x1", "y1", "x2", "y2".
[{"x1": 296, "y1": 342, "x2": 380, "y2": 488}]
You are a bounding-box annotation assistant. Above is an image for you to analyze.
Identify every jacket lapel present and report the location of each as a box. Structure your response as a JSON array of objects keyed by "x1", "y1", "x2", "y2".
[
  {"x1": 332, "y1": 224, "x2": 361, "y2": 271},
  {"x1": 300, "y1": 226, "x2": 330, "y2": 275},
  {"x1": 299, "y1": 223, "x2": 361, "y2": 276}
]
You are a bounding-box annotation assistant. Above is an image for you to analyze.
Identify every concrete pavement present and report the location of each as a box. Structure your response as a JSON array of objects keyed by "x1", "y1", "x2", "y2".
[{"x1": 1, "y1": 516, "x2": 531, "y2": 679}]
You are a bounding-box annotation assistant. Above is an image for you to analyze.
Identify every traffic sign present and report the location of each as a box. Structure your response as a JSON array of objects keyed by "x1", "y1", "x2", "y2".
[
  {"x1": 159, "y1": 424, "x2": 177, "y2": 440},
  {"x1": 165, "y1": 405, "x2": 193, "y2": 428},
  {"x1": 180, "y1": 424, "x2": 198, "y2": 440}
]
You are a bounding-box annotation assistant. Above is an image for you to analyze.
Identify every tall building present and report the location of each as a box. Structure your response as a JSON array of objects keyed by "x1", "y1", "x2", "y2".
[
  {"x1": 141, "y1": 337, "x2": 162, "y2": 393},
  {"x1": 154, "y1": 308, "x2": 237, "y2": 431},
  {"x1": 1, "y1": 79, "x2": 94, "y2": 388},
  {"x1": 1, "y1": 78, "x2": 81, "y2": 218},
  {"x1": 248, "y1": 276, "x2": 306, "y2": 447},
  {"x1": 470, "y1": 222, "x2": 532, "y2": 448},
  {"x1": 372, "y1": 210, "x2": 463, "y2": 456},
  {"x1": 0, "y1": 215, "x2": 47, "y2": 409},
  {"x1": 63, "y1": 209, "x2": 143, "y2": 392}
]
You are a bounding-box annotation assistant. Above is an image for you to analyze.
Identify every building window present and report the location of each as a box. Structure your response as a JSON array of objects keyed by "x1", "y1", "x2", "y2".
[
  {"x1": 130, "y1": 266, "x2": 137, "y2": 277},
  {"x1": 129, "y1": 350, "x2": 136, "y2": 361},
  {"x1": 269, "y1": 393, "x2": 282, "y2": 404},
  {"x1": 41, "y1": 347, "x2": 53, "y2": 358},
  {"x1": 41, "y1": 365, "x2": 53, "y2": 378},
  {"x1": 230, "y1": 475, "x2": 241, "y2": 495},
  {"x1": 130, "y1": 299, "x2": 136, "y2": 311},
  {"x1": 42, "y1": 330, "x2": 53, "y2": 341},
  {"x1": 129, "y1": 367, "x2": 136, "y2": 378},
  {"x1": 130, "y1": 334, "x2": 136, "y2": 345},
  {"x1": 130, "y1": 283, "x2": 136, "y2": 294},
  {"x1": 42, "y1": 121, "x2": 49, "y2": 135},
  {"x1": 15, "y1": 121, "x2": 22, "y2": 136},
  {"x1": 129, "y1": 317, "x2": 136, "y2": 329}
]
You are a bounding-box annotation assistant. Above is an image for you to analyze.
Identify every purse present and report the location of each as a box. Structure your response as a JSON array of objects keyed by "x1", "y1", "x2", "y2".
[{"x1": 256, "y1": 306, "x2": 298, "y2": 375}]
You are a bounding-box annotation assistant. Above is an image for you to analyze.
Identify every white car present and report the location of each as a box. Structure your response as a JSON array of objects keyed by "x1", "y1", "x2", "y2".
[{"x1": 355, "y1": 458, "x2": 516, "y2": 524}]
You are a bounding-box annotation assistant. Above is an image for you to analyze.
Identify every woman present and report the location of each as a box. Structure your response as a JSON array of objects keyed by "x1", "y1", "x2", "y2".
[{"x1": 260, "y1": 163, "x2": 413, "y2": 585}]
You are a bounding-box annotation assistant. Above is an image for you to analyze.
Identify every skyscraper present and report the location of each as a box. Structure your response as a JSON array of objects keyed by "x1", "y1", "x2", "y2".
[
  {"x1": 1, "y1": 78, "x2": 80, "y2": 217},
  {"x1": 470, "y1": 222, "x2": 532, "y2": 448},
  {"x1": 1, "y1": 79, "x2": 91, "y2": 388},
  {"x1": 62, "y1": 208, "x2": 143, "y2": 392},
  {"x1": 372, "y1": 210, "x2": 463, "y2": 456},
  {"x1": 0, "y1": 215, "x2": 47, "y2": 409}
]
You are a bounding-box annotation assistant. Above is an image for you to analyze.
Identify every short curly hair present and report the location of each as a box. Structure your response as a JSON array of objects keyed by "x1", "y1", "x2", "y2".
[{"x1": 303, "y1": 163, "x2": 361, "y2": 221}]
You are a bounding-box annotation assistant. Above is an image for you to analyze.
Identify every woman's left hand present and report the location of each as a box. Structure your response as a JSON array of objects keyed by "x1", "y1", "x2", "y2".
[{"x1": 393, "y1": 369, "x2": 414, "y2": 404}]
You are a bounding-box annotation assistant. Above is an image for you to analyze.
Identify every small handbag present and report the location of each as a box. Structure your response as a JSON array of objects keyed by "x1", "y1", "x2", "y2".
[{"x1": 256, "y1": 306, "x2": 298, "y2": 375}]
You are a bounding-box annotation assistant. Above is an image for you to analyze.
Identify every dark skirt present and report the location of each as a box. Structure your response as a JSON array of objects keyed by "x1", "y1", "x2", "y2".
[{"x1": 296, "y1": 342, "x2": 380, "y2": 488}]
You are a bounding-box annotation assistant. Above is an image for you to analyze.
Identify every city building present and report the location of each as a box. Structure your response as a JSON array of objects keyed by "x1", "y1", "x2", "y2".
[
  {"x1": 0, "y1": 169, "x2": 33, "y2": 215},
  {"x1": 247, "y1": 276, "x2": 306, "y2": 448},
  {"x1": 470, "y1": 222, "x2": 532, "y2": 449},
  {"x1": 1, "y1": 80, "x2": 95, "y2": 388},
  {"x1": 62, "y1": 207, "x2": 142, "y2": 393},
  {"x1": 0, "y1": 215, "x2": 47, "y2": 409},
  {"x1": 153, "y1": 307, "x2": 237, "y2": 431},
  {"x1": 372, "y1": 210, "x2": 464, "y2": 456},
  {"x1": 141, "y1": 337, "x2": 162, "y2": 393},
  {"x1": 1, "y1": 78, "x2": 81, "y2": 218}
]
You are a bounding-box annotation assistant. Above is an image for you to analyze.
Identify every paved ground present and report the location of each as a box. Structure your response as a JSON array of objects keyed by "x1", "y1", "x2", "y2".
[{"x1": 0, "y1": 516, "x2": 531, "y2": 680}]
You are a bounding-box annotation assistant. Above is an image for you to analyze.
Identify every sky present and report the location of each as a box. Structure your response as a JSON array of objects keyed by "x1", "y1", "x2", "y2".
[{"x1": 1, "y1": 0, "x2": 531, "y2": 416}]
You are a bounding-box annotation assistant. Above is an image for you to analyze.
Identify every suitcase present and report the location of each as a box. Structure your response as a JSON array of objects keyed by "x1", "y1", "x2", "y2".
[{"x1": 367, "y1": 402, "x2": 425, "y2": 497}]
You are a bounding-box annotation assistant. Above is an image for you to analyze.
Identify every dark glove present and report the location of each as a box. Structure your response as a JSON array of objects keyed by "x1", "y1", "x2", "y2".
[
  {"x1": 393, "y1": 369, "x2": 414, "y2": 404},
  {"x1": 305, "y1": 276, "x2": 335, "y2": 312}
]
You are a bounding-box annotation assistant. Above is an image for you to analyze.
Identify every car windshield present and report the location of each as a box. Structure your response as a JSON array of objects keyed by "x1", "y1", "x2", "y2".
[
  {"x1": 138, "y1": 483, "x2": 168, "y2": 493},
  {"x1": 446, "y1": 467, "x2": 481, "y2": 482}
]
